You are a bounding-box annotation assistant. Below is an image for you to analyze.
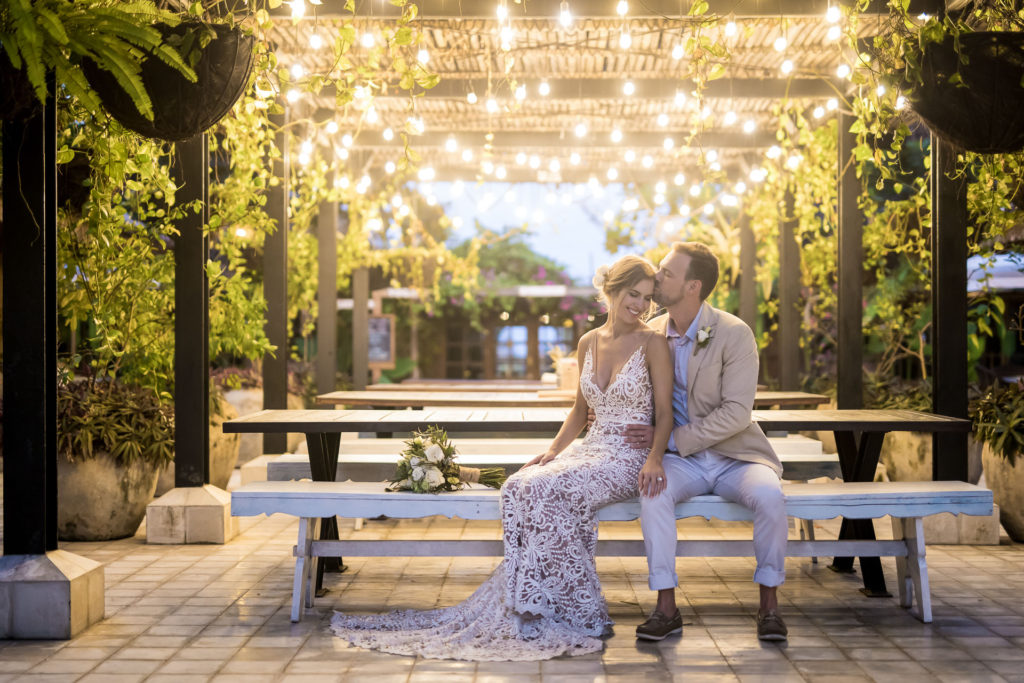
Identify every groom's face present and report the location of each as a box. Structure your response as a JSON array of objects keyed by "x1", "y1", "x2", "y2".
[{"x1": 654, "y1": 251, "x2": 699, "y2": 307}]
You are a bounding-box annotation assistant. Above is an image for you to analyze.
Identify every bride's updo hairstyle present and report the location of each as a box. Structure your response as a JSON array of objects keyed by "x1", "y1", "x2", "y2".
[{"x1": 592, "y1": 255, "x2": 656, "y2": 319}]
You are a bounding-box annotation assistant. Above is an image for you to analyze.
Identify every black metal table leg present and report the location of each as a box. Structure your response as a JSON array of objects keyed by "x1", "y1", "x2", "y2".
[
  {"x1": 829, "y1": 430, "x2": 891, "y2": 597},
  {"x1": 308, "y1": 432, "x2": 347, "y2": 595}
]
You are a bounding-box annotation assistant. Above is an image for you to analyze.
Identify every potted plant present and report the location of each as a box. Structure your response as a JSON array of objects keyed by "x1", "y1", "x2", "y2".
[{"x1": 971, "y1": 380, "x2": 1024, "y2": 541}]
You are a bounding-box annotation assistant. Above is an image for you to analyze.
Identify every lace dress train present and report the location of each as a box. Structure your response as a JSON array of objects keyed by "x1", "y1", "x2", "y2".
[{"x1": 330, "y1": 346, "x2": 653, "y2": 660}]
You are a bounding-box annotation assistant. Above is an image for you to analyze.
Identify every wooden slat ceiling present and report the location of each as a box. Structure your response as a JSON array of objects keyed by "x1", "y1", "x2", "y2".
[{"x1": 268, "y1": 4, "x2": 889, "y2": 182}]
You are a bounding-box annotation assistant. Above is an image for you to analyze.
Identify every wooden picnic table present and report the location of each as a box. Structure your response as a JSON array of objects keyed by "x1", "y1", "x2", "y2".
[
  {"x1": 224, "y1": 407, "x2": 970, "y2": 596},
  {"x1": 318, "y1": 389, "x2": 831, "y2": 409}
]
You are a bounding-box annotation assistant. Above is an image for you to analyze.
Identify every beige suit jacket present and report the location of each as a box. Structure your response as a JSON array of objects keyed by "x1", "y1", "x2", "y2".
[{"x1": 649, "y1": 304, "x2": 783, "y2": 478}]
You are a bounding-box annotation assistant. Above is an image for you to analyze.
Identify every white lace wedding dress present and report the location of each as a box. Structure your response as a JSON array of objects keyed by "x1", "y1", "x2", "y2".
[{"x1": 330, "y1": 345, "x2": 653, "y2": 661}]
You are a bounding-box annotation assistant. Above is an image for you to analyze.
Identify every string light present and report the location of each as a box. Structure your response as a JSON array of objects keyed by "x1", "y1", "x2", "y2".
[
  {"x1": 657, "y1": 113, "x2": 669, "y2": 126},
  {"x1": 624, "y1": 149, "x2": 637, "y2": 163},
  {"x1": 619, "y1": 26, "x2": 632, "y2": 49},
  {"x1": 642, "y1": 154, "x2": 654, "y2": 168},
  {"x1": 360, "y1": 32, "x2": 375, "y2": 48},
  {"x1": 607, "y1": 167, "x2": 619, "y2": 180},
  {"x1": 286, "y1": 89, "x2": 300, "y2": 103},
  {"x1": 827, "y1": 25, "x2": 841, "y2": 41},
  {"x1": 341, "y1": 133, "x2": 353, "y2": 148},
  {"x1": 385, "y1": 161, "x2": 396, "y2": 174},
  {"x1": 382, "y1": 127, "x2": 394, "y2": 141},
  {"x1": 703, "y1": 204, "x2": 714, "y2": 216},
  {"x1": 723, "y1": 111, "x2": 737, "y2": 126},
  {"x1": 679, "y1": 204, "x2": 690, "y2": 216},
  {"x1": 570, "y1": 152, "x2": 581, "y2": 165},
  {"x1": 724, "y1": 20, "x2": 737, "y2": 36},
  {"x1": 622, "y1": 80, "x2": 635, "y2": 96},
  {"x1": 766, "y1": 145, "x2": 782, "y2": 159},
  {"x1": 616, "y1": 0, "x2": 628, "y2": 15},
  {"x1": 309, "y1": 34, "x2": 323, "y2": 49},
  {"x1": 654, "y1": 193, "x2": 666, "y2": 205},
  {"x1": 836, "y1": 64, "x2": 851, "y2": 79},
  {"x1": 500, "y1": 25, "x2": 513, "y2": 50},
  {"x1": 559, "y1": 0, "x2": 572, "y2": 27},
  {"x1": 482, "y1": 161, "x2": 495, "y2": 175},
  {"x1": 786, "y1": 154, "x2": 803, "y2": 170},
  {"x1": 826, "y1": 5, "x2": 841, "y2": 22},
  {"x1": 515, "y1": 84, "x2": 526, "y2": 100},
  {"x1": 750, "y1": 167, "x2": 767, "y2": 182},
  {"x1": 290, "y1": 0, "x2": 305, "y2": 19},
  {"x1": 876, "y1": 84, "x2": 886, "y2": 96},
  {"x1": 575, "y1": 122, "x2": 588, "y2": 137},
  {"x1": 467, "y1": 92, "x2": 478, "y2": 104},
  {"x1": 781, "y1": 59, "x2": 794, "y2": 74},
  {"x1": 326, "y1": 121, "x2": 339, "y2": 134},
  {"x1": 290, "y1": 64, "x2": 304, "y2": 80},
  {"x1": 774, "y1": 36, "x2": 787, "y2": 52},
  {"x1": 496, "y1": 1, "x2": 508, "y2": 21},
  {"x1": 461, "y1": 148, "x2": 474, "y2": 162},
  {"x1": 706, "y1": 149, "x2": 718, "y2": 162},
  {"x1": 663, "y1": 136, "x2": 675, "y2": 150},
  {"x1": 516, "y1": 152, "x2": 527, "y2": 165},
  {"x1": 655, "y1": 181, "x2": 667, "y2": 194},
  {"x1": 445, "y1": 135, "x2": 458, "y2": 152},
  {"x1": 610, "y1": 128, "x2": 623, "y2": 143},
  {"x1": 671, "y1": 44, "x2": 684, "y2": 59},
  {"x1": 689, "y1": 184, "x2": 701, "y2": 197},
  {"x1": 529, "y1": 155, "x2": 541, "y2": 169},
  {"x1": 539, "y1": 80, "x2": 551, "y2": 96},
  {"x1": 674, "y1": 90, "x2": 686, "y2": 107},
  {"x1": 827, "y1": 97, "x2": 839, "y2": 110},
  {"x1": 813, "y1": 105, "x2": 825, "y2": 118},
  {"x1": 496, "y1": 165, "x2": 508, "y2": 180},
  {"x1": 407, "y1": 116, "x2": 425, "y2": 134},
  {"x1": 734, "y1": 181, "x2": 747, "y2": 194},
  {"x1": 486, "y1": 97, "x2": 499, "y2": 114},
  {"x1": 895, "y1": 95, "x2": 907, "y2": 110},
  {"x1": 549, "y1": 158, "x2": 561, "y2": 173},
  {"x1": 743, "y1": 119, "x2": 756, "y2": 133},
  {"x1": 416, "y1": 49, "x2": 429, "y2": 64},
  {"x1": 674, "y1": 172, "x2": 685, "y2": 186}
]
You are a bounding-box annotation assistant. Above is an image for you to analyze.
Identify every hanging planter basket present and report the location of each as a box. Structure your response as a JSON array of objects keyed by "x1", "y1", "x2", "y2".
[
  {"x1": 83, "y1": 21, "x2": 255, "y2": 142},
  {"x1": 908, "y1": 31, "x2": 1024, "y2": 154}
]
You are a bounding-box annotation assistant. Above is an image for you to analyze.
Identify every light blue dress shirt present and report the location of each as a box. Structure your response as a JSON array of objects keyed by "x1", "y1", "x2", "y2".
[{"x1": 665, "y1": 303, "x2": 705, "y2": 454}]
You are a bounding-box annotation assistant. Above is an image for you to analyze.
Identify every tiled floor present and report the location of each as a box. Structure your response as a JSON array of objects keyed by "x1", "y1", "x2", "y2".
[{"x1": 2, "y1": 481, "x2": 1024, "y2": 682}]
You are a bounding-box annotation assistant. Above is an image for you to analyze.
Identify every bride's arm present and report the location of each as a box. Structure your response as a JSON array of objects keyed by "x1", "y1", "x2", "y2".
[
  {"x1": 523, "y1": 334, "x2": 592, "y2": 467},
  {"x1": 638, "y1": 334, "x2": 673, "y2": 497}
]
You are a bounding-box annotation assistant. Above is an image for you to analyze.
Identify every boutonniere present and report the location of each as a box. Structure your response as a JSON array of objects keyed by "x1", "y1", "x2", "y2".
[{"x1": 695, "y1": 326, "x2": 713, "y2": 350}]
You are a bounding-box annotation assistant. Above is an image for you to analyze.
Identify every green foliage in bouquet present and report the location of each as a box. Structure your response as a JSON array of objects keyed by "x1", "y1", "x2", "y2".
[{"x1": 388, "y1": 425, "x2": 507, "y2": 493}]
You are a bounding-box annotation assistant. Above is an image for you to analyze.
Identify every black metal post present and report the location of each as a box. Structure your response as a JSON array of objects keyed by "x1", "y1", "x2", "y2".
[
  {"x1": 837, "y1": 111, "x2": 864, "y2": 409},
  {"x1": 263, "y1": 111, "x2": 289, "y2": 453},
  {"x1": 2, "y1": 74, "x2": 59, "y2": 554},
  {"x1": 738, "y1": 213, "x2": 757, "y2": 332},
  {"x1": 173, "y1": 135, "x2": 211, "y2": 487},
  {"x1": 316, "y1": 178, "x2": 338, "y2": 398},
  {"x1": 778, "y1": 191, "x2": 801, "y2": 389},
  {"x1": 930, "y1": 135, "x2": 969, "y2": 481}
]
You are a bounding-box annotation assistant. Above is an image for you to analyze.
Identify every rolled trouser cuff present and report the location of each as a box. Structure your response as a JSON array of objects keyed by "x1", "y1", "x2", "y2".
[
  {"x1": 648, "y1": 572, "x2": 678, "y2": 592},
  {"x1": 753, "y1": 566, "x2": 786, "y2": 588}
]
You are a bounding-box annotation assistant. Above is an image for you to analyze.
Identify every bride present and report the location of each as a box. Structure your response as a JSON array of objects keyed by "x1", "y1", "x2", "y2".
[{"x1": 331, "y1": 254, "x2": 674, "y2": 661}]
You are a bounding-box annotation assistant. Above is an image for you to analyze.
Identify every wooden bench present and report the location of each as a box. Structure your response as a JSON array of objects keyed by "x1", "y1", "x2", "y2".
[
  {"x1": 264, "y1": 435, "x2": 838, "y2": 482},
  {"x1": 230, "y1": 480, "x2": 992, "y2": 624}
]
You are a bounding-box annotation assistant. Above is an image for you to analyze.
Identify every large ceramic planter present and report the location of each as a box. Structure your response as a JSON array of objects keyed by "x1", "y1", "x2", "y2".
[
  {"x1": 83, "y1": 22, "x2": 254, "y2": 141},
  {"x1": 154, "y1": 398, "x2": 242, "y2": 496},
  {"x1": 909, "y1": 31, "x2": 1024, "y2": 153},
  {"x1": 223, "y1": 388, "x2": 305, "y2": 465},
  {"x1": 58, "y1": 452, "x2": 161, "y2": 540},
  {"x1": 981, "y1": 443, "x2": 1024, "y2": 542},
  {"x1": 879, "y1": 433, "x2": 985, "y2": 484}
]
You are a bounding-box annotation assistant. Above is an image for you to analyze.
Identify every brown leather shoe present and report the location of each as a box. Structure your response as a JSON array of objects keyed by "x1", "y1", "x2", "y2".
[
  {"x1": 635, "y1": 608, "x2": 682, "y2": 641},
  {"x1": 756, "y1": 609, "x2": 788, "y2": 641}
]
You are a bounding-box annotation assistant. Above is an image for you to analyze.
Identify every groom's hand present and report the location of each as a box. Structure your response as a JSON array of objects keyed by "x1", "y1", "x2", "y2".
[{"x1": 623, "y1": 424, "x2": 654, "y2": 449}]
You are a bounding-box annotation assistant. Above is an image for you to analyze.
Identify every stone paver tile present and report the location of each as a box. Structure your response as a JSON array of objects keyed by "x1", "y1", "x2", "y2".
[
  {"x1": 474, "y1": 675, "x2": 543, "y2": 683},
  {"x1": 407, "y1": 673, "x2": 474, "y2": 683},
  {"x1": 783, "y1": 647, "x2": 848, "y2": 661},
  {"x1": 475, "y1": 660, "x2": 542, "y2": 674},
  {"x1": 147, "y1": 675, "x2": 212, "y2": 683},
  {"x1": 27, "y1": 659, "x2": 97, "y2": 675},
  {"x1": 153, "y1": 659, "x2": 225, "y2": 675},
  {"x1": 108, "y1": 646, "x2": 179, "y2": 661},
  {"x1": 76, "y1": 674, "x2": 146, "y2": 683},
  {"x1": 278, "y1": 676, "x2": 345, "y2": 683},
  {"x1": 91, "y1": 659, "x2": 162, "y2": 675},
  {"x1": 901, "y1": 646, "x2": 978, "y2": 661}
]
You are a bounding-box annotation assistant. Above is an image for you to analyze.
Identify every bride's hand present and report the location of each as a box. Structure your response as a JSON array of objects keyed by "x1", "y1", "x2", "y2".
[
  {"x1": 638, "y1": 461, "x2": 667, "y2": 498},
  {"x1": 524, "y1": 452, "x2": 558, "y2": 468}
]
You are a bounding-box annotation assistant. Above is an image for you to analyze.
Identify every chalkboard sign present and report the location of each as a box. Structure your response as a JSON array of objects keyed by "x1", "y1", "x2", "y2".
[{"x1": 368, "y1": 314, "x2": 396, "y2": 369}]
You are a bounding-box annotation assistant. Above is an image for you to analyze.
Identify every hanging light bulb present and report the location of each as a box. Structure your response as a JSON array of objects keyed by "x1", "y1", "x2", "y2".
[
  {"x1": 827, "y1": 25, "x2": 841, "y2": 41},
  {"x1": 826, "y1": 5, "x2": 841, "y2": 22},
  {"x1": 529, "y1": 155, "x2": 541, "y2": 169},
  {"x1": 724, "y1": 20, "x2": 737, "y2": 36},
  {"x1": 703, "y1": 203, "x2": 714, "y2": 216},
  {"x1": 723, "y1": 111, "x2": 737, "y2": 125},
  {"x1": 624, "y1": 149, "x2": 636, "y2": 163},
  {"x1": 407, "y1": 116, "x2": 425, "y2": 134},
  {"x1": 549, "y1": 158, "x2": 561, "y2": 173},
  {"x1": 515, "y1": 84, "x2": 526, "y2": 100},
  {"x1": 326, "y1": 120, "x2": 339, "y2": 134},
  {"x1": 515, "y1": 151, "x2": 527, "y2": 165},
  {"x1": 622, "y1": 80, "x2": 635, "y2": 96},
  {"x1": 486, "y1": 97, "x2": 499, "y2": 114},
  {"x1": 781, "y1": 59, "x2": 794, "y2": 74},
  {"x1": 766, "y1": 145, "x2": 782, "y2": 159},
  {"x1": 385, "y1": 161, "x2": 396, "y2": 174},
  {"x1": 813, "y1": 105, "x2": 825, "y2": 118},
  {"x1": 657, "y1": 113, "x2": 669, "y2": 126},
  {"x1": 734, "y1": 181, "x2": 747, "y2": 194},
  {"x1": 290, "y1": 64, "x2": 305, "y2": 80},
  {"x1": 500, "y1": 25, "x2": 514, "y2": 49},
  {"x1": 417, "y1": 48, "x2": 429, "y2": 64},
  {"x1": 674, "y1": 90, "x2": 686, "y2": 107},
  {"x1": 674, "y1": 172, "x2": 685, "y2": 186},
  {"x1": 607, "y1": 167, "x2": 619, "y2": 180},
  {"x1": 743, "y1": 119, "x2": 756, "y2": 134},
  {"x1": 689, "y1": 184, "x2": 701, "y2": 197},
  {"x1": 641, "y1": 154, "x2": 654, "y2": 168},
  {"x1": 286, "y1": 89, "x2": 300, "y2": 103},
  {"x1": 619, "y1": 26, "x2": 632, "y2": 49},
  {"x1": 559, "y1": 0, "x2": 572, "y2": 27},
  {"x1": 616, "y1": 0, "x2": 628, "y2": 15},
  {"x1": 837, "y1": 64, "x2": 851, "y2": 79},
  {"x1": 482, "y1": 160, "x2": 494, "y2": 175},
  {"x1": 361, "y1": 32, "x2": 375, "y2": 48},
  {"x1": 610, "y1": 128, "x2": 623, "y2": 143},
  {"x1": 876, "y1": 84, "x2": 887, "y2": 97},
  {"x1": 539, "y1": 80, "x2": 551, "y2": 96},
  {"x1": 575, "y1": 121, "x2": 588, "y2": 137},
  {"x1": 663, "y1": 136, "x2": 675, "y2": 150},
  {"x1": 671, "y1": 44, "x2": 684, "y2": 59},
  {"x1": 382, "y1": 127, "x2": 394, "y2": 141},
  {"x1": 496, "y1": 0, "x2": 508, "y2": 21},
  {"x1": 895, "y1": 94, "x2": 907, "y2": 110},
  {"x1": 570, "y1": 152, "x2": 581, "y2": 165},
  {"x1": 774, "y1": 36, "x2": 787, "y2": 51},
  {"x1": 827, "y1": 97, "x2": 839, "y2": 110},
  {"x1": 706, "y1": 149, "x2": 718, "y2": 162},
  {"x1": 341, "y1": 133, "x2": 353, "y2": 148},
  {"x1": 467, "y1": 91, "x2": 478, "y2": 104},
  {"x1": 655, "y1": 180, "x2": 667, "y2": 194},
  {"x1": 679, "y1": 204, "x2": 690, "y2": 216},
  {"x1": 290, "y1": 0, "x2": 306, "y2": 19},
  {"x1": 496, "y1": 165, "x2": 508, "y2": 180},
  {"x1": 309, "y1": 33, "x2": 323, "y2": 49},
  {"x1": 418, "y1": 167, "x2": 436, "y2": 181},
  {"x1": 461, "y1": 148, "x2": 473, "y2": 162},
  {"x1": 445, "y1": 135, "x2": 458, "y2": 152}
]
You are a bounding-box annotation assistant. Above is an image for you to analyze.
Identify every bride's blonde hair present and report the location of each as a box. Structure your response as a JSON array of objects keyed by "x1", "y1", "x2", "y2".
[{"x1": 593, "y1": 255, "x2": 656, "y2": 319}]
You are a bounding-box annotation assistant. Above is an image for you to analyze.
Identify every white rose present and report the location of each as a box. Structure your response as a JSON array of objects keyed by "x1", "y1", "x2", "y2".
[
  {"x1": 411, "y1": 466, "x2": 425, "y2": 482},
  {"x1": 395, "y1": 478, "x2": 412, "y2": 490},
  {"x1": 423, "y1": 466, "x2": 445, "y2": 488},
  {"x1": 409, "y1": 456, "x2": 422, "y2": 467},
  {"x1": 696, "y1": 329, "x2": 710, "y2": 344},
  {"x1": 424, "y1": 444, "x2": 444, "y2": 464},
  {"x1": 413, "y1": 436, "x2": 424, "y2": 446}
]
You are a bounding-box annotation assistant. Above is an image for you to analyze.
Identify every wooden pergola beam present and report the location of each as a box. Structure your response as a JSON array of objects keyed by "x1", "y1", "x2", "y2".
[
  {"x1": 280, "y1": 0, "x2": 921, "y2": 19},
  {"x1": 338, "y1": 130, "x2": 776, "y2": 149}
]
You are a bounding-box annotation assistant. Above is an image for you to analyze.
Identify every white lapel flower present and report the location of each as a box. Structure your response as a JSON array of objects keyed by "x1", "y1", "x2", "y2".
[{"x1": 695, "y1": 326, "x2": 713, "y2": 349}]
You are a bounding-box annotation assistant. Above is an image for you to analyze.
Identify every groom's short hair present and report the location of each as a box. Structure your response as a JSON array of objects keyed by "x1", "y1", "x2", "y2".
[{"x1": 671, "y1": 242, "x2": 719, "y2": 300}]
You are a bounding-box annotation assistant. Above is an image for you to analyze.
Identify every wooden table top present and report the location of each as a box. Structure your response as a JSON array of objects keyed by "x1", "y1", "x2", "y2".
[
  {"x1": 318, "y1": 389, "x2": 831, "y2": 409},
  {"x1": 368, "y1": 381, "x2": 553, "y2": 393},
  {"x1": 223, "y1": 408, "x2": 971, "y2": 434}
]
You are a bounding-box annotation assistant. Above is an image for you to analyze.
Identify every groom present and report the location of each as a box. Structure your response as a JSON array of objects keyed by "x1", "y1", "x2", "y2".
[{"x1": 630, "y1": 242, "x2": 789, "y2": 642}]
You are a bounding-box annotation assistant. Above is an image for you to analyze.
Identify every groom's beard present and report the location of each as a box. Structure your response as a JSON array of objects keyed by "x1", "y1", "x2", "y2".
[{"x1": 653, "y1": 289, "x2": 684, "y2": 308}]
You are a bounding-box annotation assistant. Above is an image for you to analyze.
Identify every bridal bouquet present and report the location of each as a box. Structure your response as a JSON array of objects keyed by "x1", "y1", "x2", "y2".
[{"x1": 387, "y1": 426, "x2": 507, "y2": 493}]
